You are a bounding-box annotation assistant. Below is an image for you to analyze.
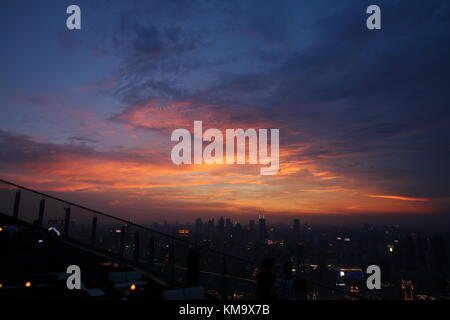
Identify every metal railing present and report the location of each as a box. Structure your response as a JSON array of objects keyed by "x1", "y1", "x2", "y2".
[{"x1": 0, "y1": 178, "x2": 362, "y2": 300}]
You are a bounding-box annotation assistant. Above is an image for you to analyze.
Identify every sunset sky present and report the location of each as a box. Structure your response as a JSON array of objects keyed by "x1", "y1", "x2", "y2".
[{"x1": 1, "y1": 1, "x2": 449, "y2": 223}]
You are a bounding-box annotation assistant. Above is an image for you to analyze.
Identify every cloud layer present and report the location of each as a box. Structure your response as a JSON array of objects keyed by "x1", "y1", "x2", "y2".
[{"x1": 0, "y1": 0, "x2": 449, "y2": 222}]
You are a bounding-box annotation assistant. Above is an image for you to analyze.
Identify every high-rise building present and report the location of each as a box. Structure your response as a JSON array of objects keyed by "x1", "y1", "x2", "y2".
[
  {"x1": 258, "y1": 212, "x2": 267, "y2": 242},
  {"x1": 218, "y1": 216, "x2": 225, "y2": 230},
  {"x1": 293, "y1": 219, "x2": 300, "y2": 232},
  {"x1": 249, "y1": 220, "x2": 255, "y2": 232},
  {"x1": 293, "y1": 219, "x2": 300, "y2": 240},
  {"x1": 215, "y1": 216, "x2": 225, "y2": 248},
  {"x1": 194, "y1": 217, "x2": 203, "y2": 243},
  {"x1": 431, "y1": 236, "x2": 448, "y2": 271},
  {"x1": 195, "y1": 217, "x2": 203, "y2": 233},
  {"x1": 206, "y1": 219, "x2": 215, "y2": 239}
]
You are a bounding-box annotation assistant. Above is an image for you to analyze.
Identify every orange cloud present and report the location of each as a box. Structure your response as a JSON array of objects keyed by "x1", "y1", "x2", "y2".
[
  {"x1": 368, "y1": 194, "x2": 430, "y2": 202},
  {"x1": 0, "y1": 111, "x2": 441, "y2": 220}
]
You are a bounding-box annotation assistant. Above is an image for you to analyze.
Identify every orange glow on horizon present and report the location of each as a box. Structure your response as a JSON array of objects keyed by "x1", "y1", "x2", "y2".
[
  {"x1": 0, "y1": 111, "x2": 441, "y2": 218},
  {"x1": 368, "y1": 195, "x2": 430, "y2": 202}
]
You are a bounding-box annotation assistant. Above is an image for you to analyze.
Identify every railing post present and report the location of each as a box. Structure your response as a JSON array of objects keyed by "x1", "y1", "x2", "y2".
[
  {"x1": 13, "y1": 190, "x2": 21, "y2": 219},
  {"x1": 90, "y1": 216, "x2": 97, "y2": 246},
  {"x1": 119, "y1": 225, "x2": 126, "y2": 258},
  {"x1": 38, "y1": 198, "x2": 45, "y2": 227},
  {"x1": 64, "y1": 207, "x2": 71, "y2": 237},
  {"x1": 148, "y1": 236, "x2": 155, "y2": 269},
  {"x1": 169, "y1": 241, "x2": 175, "y2": 277},
  {"x1": 134, "y1": 231, "x2": 140, "y2": 261},
  {"x1": 221, "y1": 254, "x2": 228, "y2": 300}
]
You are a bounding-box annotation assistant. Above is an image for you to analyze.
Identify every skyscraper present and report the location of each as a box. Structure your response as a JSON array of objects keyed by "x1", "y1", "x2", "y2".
[
  {"x1": 249, "y1": 220, "x2": 255, "y2": 232},
  {"x1": 194, "y1": 217, "x2": 203, "y2": 243},
  {"x1": 293, "y1": 219, "x2": 300, "y2": 240},
  {"x1": 258, "y1": 212, "x2": 267, "y2": 243}
]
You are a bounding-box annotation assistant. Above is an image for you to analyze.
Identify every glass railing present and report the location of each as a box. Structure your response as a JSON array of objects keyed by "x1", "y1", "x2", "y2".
[{"x1": 0, "y1": 178, "x2": 362, "y2": 300}]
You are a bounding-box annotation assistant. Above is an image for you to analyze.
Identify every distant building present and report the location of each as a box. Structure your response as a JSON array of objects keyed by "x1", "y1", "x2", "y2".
[
  {"x1": 195, "y1": 218, "x2": 203, "y2": 233},
  {"x1": 194, "y1": 218, "x2": 203, "y2": 242},
  {"x1": 225, "y1": 218, "x2": 232, "y2": 229},
  {"x1": 431, "y1": 236, "x2": 448, "y2": 271},
  {"x1": 258, "y1": 212, "x2": 267, "y2": 242},
  {"x1": 293, "y1": 219, "x2": 300, "y2": 233},
  {"x1": 293, "y1": 219, "x2": 300, "y2": 240},
  {"x1": 218, "y1": 216, "x2": 225, "y2": 231},
  {"x1": 249, "y1": 220, "x2": 255, "y2": 232}
]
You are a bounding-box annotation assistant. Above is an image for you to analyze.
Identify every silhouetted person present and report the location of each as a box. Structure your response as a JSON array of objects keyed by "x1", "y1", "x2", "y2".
[
  {"x1": 276, "y1": 261, "x2": 295, "y2": 300},
  {"x1": 186, "y1": 244, "x2": 207, "y2": 287},
  {"x1": 256, "y1": 257, "x2": 277, "y2": 300}
]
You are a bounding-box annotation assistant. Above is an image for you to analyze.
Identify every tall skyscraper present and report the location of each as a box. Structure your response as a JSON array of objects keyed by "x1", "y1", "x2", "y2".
[
  {"x1": 225, "y1": 218, "x2": 232, "y2": 229},
  {"x1": 218, "y1": 216, "x2": 225, "y2": 231},
  {"x1": 194, "y1": 217, "x2": 203, "y2": 243},
  {"x1": 195, "y1": 217, "x2": 203, "y2": 233},
  {"x1": 249, "y1": 220, "x2": 255, "y2": 232},
  {"x1": 293, "y1": 218, "x2": 300, "y2": 233},
  {"x1": 293, "y1": 218, "x2": 301, "y2": 242},
  {"x1": 258, "y1": 212, "x2": 267, "y2": 243}
]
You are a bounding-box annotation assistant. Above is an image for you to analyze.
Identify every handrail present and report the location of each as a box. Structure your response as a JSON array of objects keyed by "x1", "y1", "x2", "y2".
[
  {"x1": 0, "y1": 178, "x2": 245, "y2": 261},
  {"x1": 0, "y1": 177, "x2": 363, "y2": 299}
]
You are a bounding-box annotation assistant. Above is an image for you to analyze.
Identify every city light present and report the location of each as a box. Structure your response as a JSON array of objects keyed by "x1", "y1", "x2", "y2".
[
  {"x1": 25, "y1": 281, "x2": 31, "y2": 287},
  {"x1": 178, "y1": 229, "x2": 190, "y2": 237},
  {"x1": 130, "y1": 284, "x2": 136, "y2": 291},
  {"x1": 350, "y1": 286, "x2": 359, "y2": 293}
]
